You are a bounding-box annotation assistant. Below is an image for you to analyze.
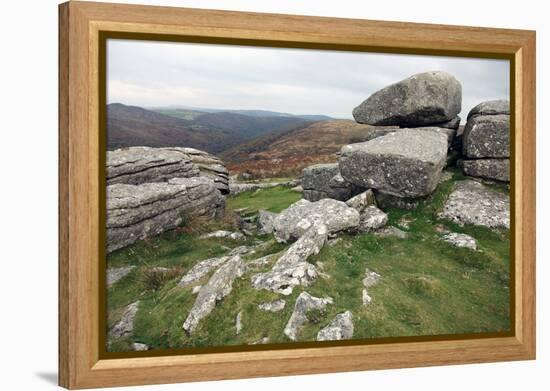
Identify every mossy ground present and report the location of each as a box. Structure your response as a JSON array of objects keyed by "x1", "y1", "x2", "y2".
[{"x1": 106, "y1": 170, "x2": 510, "y2": 352}]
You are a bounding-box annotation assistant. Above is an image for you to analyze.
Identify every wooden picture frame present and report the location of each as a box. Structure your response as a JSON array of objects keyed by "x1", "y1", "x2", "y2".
[{"x1": 59, "y1": 1, "x2": 536, "y2": 389}]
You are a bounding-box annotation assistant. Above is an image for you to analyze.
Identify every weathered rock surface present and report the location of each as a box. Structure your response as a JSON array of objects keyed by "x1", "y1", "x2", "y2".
[
  {"x1": 257, "y1": 210, "x2": 278, "y2": 235},
  {"x1": 301, "y1": 163, "x2": 356, "y2": 202},
  {"x1": 229, "y1": 180, "x2": 293, "y2": 195},
  {"x1": 178, "y1": 256, "x2": 229, "y2": 288},
  {"x1": 199, "y1": 230, "x2": 245, "y2": 241},
  {"x1": 107, "y1": 177, "x2": 224, "y2": 253},
  {"x1": 339, "y1": 129, "x2": 448, "y2": 198},
  {"x1": 109, "y1": 301, "x2": 139, "y2": 339},
  {"x1": 352, "y1": 71, "x2": 462, "y2": 127},
  {"x1": 430, "y1": 115, "x2": 461, "y2": 130},
  {"x1": 439, "y1": 180, "x2": 509, "y2": 229},
  {"x1": 183, "y1": 255, "x2": 245, "y2": 334},
  {"x1": 251, "y1": 224, "x2": 328, "y2": 295},
  {"x1": 107, "y1": 266, "x2": 135, "y2": 287},
  {"x1": 375, "y1": 226, "x2": 409, "y2": 239},
  {"x1": 235, "y1": 311, "x2": 243, "y2": 334},
  {"x1": 467, "y1": 99, "x2": 510, "y2": 120},
  {"x1": 258, "y1": 299, "x2": 286, "y2": 312},
  {"x1": 362, "y1": 269, "x2": 381, "y2": 305},
  {"x1": 462, "y1": 114, "x2": 509, "y2": 158},
  {"x1": 131, "y1": 343, "x2": 149, "y2": 351},
  {"x1": 345, "y1": 189, "x2": 376, "y2": 212},
  {"x1": 375, "y1": 192, "x2": 424, "y2": 210},
  {"x1": 356, "y1": 206, "x2": 388, "y2": 233},
  {"x1": 173, "y1": 147, "x2": 230, "y2": 194},
  {"x1": 284, "y1": 292, "x2": 333, "y2": 341},
  {"x1": 316, "y1": 311, "x2": 354, "y2": 341},
  {"x1": 441, "y1": 232, "x2": 477, "y2": 250},
  {"x1": 462, "y1": 159, "x2": 509, "y2": 182},
  {"x1": 272, "y1": 199, "x2": 360, "y2": 242}
]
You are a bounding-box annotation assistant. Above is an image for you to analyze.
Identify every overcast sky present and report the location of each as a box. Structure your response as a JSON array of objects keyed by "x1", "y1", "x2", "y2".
[{"x1": 107, "y1": 39, "x2": 509, "y2": 120}]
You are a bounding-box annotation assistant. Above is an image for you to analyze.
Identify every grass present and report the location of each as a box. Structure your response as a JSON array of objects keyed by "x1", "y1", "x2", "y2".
[
  {"x1": 107, "y1": 174, "x2": 510, "y2": 351},
  {"x1": 227, "y1": 185, "x2": 302, "y2": 214}
]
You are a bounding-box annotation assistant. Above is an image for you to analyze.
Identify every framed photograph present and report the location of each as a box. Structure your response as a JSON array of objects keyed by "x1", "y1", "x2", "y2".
[{"x1": 59, "y1": 1, "x2": 536, "y2": 389}]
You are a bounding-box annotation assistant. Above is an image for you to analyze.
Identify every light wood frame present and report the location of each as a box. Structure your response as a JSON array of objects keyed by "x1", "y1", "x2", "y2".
[{"x1": 59, "y1": 1, "x2": 536, "y2": 389}]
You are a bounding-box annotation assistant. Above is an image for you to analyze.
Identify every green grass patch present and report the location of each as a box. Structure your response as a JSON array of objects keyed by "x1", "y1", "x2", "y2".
[{"x1": 227, "y1": 185, "x2": 302, "y2": 214}]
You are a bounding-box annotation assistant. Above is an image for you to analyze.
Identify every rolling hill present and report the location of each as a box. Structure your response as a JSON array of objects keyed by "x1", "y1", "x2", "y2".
[
  {"x1": 221, "y1": 120, "x2": 389, "y2": 178},
  {"x1": 107, "y1": 103, "x2": 314, "y2": 153}
]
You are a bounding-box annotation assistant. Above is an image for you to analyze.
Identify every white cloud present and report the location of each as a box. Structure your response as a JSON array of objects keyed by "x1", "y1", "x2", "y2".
[{"x1": 107, "y1": 39, "x2": 509, "y2": 119}]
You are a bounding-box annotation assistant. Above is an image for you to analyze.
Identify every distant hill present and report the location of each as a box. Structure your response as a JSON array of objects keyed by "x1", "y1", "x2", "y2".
[
  {"x1": 107, "y1": 103, "x2": 314, "y2": 153},
  {"x1": 221, "y1": 120, "x2": 382, "y2": 178},
  {"x1": 149, "y1": 105, "x2": 333, "y2": 121}
]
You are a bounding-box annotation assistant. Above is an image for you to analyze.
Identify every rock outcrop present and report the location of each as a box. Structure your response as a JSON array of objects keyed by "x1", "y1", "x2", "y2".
[
  {"x1": 251, "y1": 224, "x2": 328, "y2": 295},
  {"x1": 109, "y1": 301, "x2": 139, "y2": 339},
  {"x1": 272, "y1": 199, "x2": 360, "y2": 242},
  {"x1": 301, "y1": 163, "x2": 357, "y2": 201},
  {"x1": 183, "y1": 255, "x2": 245, "y2": 334},
  {"x1": 316, "y1": 311, "x2": 354, "y2": 341},
  {"x1": 284, "y1": 292, "x2": 333, "y2": 341},
  {"x1": 107, "y1": 177, "x2": 224, "y2": 253},
  {"x1": 352, "y1": 71, "x2": 462, "y2": 127},
  {"x1": 172, "y1": 147, "x2": 230, "y2": 194},
  {"x1": 439, "y1": 180, "x2": 509, "y2": 229},
  {"x1": 339, "y1": 129, "x2": 448, "y2": 198},
  {"x1": 461, "y1": 100, "x2": 510, "y2": 182}
]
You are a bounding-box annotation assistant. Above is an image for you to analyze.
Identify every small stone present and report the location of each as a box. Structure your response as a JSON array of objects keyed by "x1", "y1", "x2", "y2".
[
  {"x1": 107, "y1": 266, "x2": 135, "y2": 287},
  {"x1": 257, "y1": 210, "x2": 278, "y2": 235},
  {"x1": 316, "y1": 311, "x2": 354, "y2": 341},
  {"x1": 131, "y1": 342, "x2": 149, "y2": 351},
  {"x1": 109, "y1": 301, "x2": 139, "y2": 339},
  {"x1": 284, "y1": 292, "x2": 333, "y2": 341},
  {"x1": 441, "y1": 232, "x2": 477, "y2": 250},
  {"x1": 356, "y1": 206, "x2": 388, "y2": 233},
  {"x1": 200, "y1": 230, "x2": 245, "y2": 240},
  {"x1": 236, "y1": 311, "x2": 243, "y2": 334},
  {"x1": 191, "y1": 285, "x2": 202, "y2": 294},
  {"x1": 375, "y1": 226, "x2": 408, "y2": 239},
  {"x1": 345, "y1": 189, "x2": 376, "y2": 213},
  {"x1": 258, "y1": 299, "x2": 286, "y2": 312}
]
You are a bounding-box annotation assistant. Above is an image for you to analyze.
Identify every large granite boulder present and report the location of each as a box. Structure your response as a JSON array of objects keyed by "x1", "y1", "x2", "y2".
[
  {"x1": 107, "y1": 146, "x2": 230, "y2": 194},
  {"x1": 439, "y1": 180, "x2": 509, "y2": 229},
  {"x1": 301, "y1": 163, "x2": 355, "y2": 202},
  {"x1": 339, "y1": 129, "x2": 448, "y2": 198},
  {"x1": 352, "y1": 71, "x2": 462, "y2": 127},
  {"x1": 462, "y1": 159, "x2": 510, "y2": 182},
  {"x1": 106, "y1": 177, "x2": 224, "y2": 252},
  {"x1": 467, "y1": 99, "x2": 510, "y2": 120},
  {"x1": 462, "y1": 114, "x2": 509, "y2": 158},
  {"x1": 272, "y1": 199, "x2": 360, "y2": 242}
]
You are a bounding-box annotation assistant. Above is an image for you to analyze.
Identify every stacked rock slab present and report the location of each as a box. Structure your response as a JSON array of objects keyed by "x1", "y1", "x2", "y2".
[
  {"x1": 301, "y1": 163, "x2": 358, "y2": 201},
  {"x1": 106, "y1": 146, "x2": 227, "y2": 253},
  {"x1": 461, "y1": 100, "x2": 510, "y2": 182}
]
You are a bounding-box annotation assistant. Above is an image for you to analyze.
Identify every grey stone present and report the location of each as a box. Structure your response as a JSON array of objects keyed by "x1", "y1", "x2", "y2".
[
  {"x1": 316, "y1": 311, "x2": 354, "y2": 341},
  {"x1": 441, "y1": 232, "x2": 477, "y2": 250},
  {"x1": 375, "y1": 226, "x2": 409, "y2": 239},
  {"x1": 229, "y1": 180, "x2": 293, "y2": 195},
  {"x1": 199, "y1": 230, "x2": 245, "y2": 240},
  {"x1": 251, "y1": 224, "x2": 328, "y2": 295},
  {"x1": 284, "y1": 292, "x2": 333, "y2": 341},
  {"x1": 352, "y1": 71, "x2": 462, "y2": 127},
  {"x1": 439, "y1": 180, "x2": 509, "y2": 229},
  {"x1": 131, "y1": 343, "x2": 149, "y2": 351},
  {"x1": 356, "y1": 206, "x2": 388, "y2": 233},
  {"x1": 345, "y1": 189, "x2": 376, "y2": 212},
  {"x1": 235, "y1": 311, "x2": 243, "y2": 334},
  {"x1": 272, "y1": 199, "x2": 360, "y2": 242},
  {"x1": 106, "y1": 177, "x2": 224, "y2": 253},
  {"x1": 172, "y1": 147, "x2": 230, "y2": 194},
  {"x1": 183, "y1": 255, "x2": 245, "y2": 334},
  {"x1": 258, "y1": 299, "x2": 286, "y2": 312},
  {"x1": 375, "y1": 191, "x2": 424, "y2": 210},
  {"x1": 339, "y1": 129, "x2": 448, "y2": 197},
  {"x1": 430, "y1": 115, "x2": 461, "y2": 130},
  {"x1": 178, "y1": 256, "x2": 229, "y2": 288},
  {"x1": 257, "y1": 210, "x2": 278, "y2": 235},
  {"x1": 107, "y1": 266, "x2": 135, "y2": 287},
  {"x1": 463, "y1": 114, "x2": 510, "y2": 158},
  {"x1": 467, "y1": 100, "x2": 510, "y2": 120},
  {"x1": 362, "y1": 269, "x2": 381, "y2": 305},
  {"x1": 462, "y1": 159, "x2": 509, "y2": 182},
  {"x1": 109, "y1": 301, "x2": 139, "y2": 339},
  {"x1": 301, "y1": 164, "x2": 355, "y2": 201}
]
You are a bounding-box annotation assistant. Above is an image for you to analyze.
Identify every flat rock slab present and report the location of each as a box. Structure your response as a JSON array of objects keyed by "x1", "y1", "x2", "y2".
[
  {"x1": 258, "y1": 299, "x2": 286, "y2": 312},
  {"x1": 356, "y1": 206, "x2": 388, "y2": 233},
  {"x1": 317, "y1": 311, "x2": 354, "y2": 341},
  {"x1": 107, "y1": 177, "x2": 224, "y2": 252},
  {"x1": 273, "y1": 199, "x2": 359, "y2": 242},
  {"x1": 339, "y1": 129, "x2": 448, "y2": 197},
  {"x1": 107, "y1": 266, "x2": 135, "y2": 287},
  {"x1": 284, "y1": 292, "x2": 333, "y2": 341},
  {"x1": 462, "y1": 159, "x2": 509, "y2": 182},
  {"x1": 439, "y1": 180, "x2": 509, "y2": 229},
  {"x1": 178, "y1": 256, "x2": 229, "y2": 288},
  {"x1": 352, "y1": 71, "x2": 462, "y2": 127},
  {"x1": 441, "y1": 232, "x2": 477, "y2": 250},
  {"x1": 463, "y1": 114, "x2": 510, "y2": 158},
  {"x1": 251, "y1": 224, "x2": 328, "y2": 295},
  {"x1": 467, "y1": 100, "x2": 509, "y2": 120},
  {"x1": 109, "y1": 301, "x2": 139, "y2": 339},
  {"x1": 183, "y1": 255, "x2": 245, "y2": 334}
]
